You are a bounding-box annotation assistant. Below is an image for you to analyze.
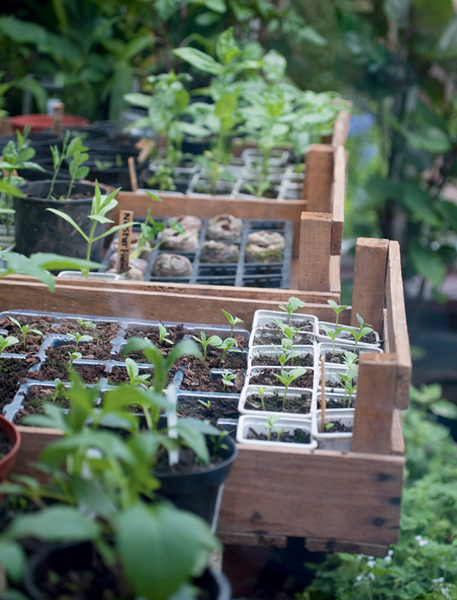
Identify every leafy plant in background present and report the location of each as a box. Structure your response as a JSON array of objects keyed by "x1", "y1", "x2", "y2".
[
  {"x1": 299, "y1": 383, "x2": 457, "y2": 600},
  {"x1": 47, "y1": 130, "x2": 89, "y2": 199}
]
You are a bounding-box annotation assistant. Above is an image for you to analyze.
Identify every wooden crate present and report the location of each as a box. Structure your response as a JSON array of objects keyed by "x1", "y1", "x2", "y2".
[{"x1": 0, "y1": 235, "x2": 410, "y2": 556}]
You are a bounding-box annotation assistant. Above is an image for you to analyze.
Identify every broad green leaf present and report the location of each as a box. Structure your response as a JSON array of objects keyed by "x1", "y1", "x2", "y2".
[
  {"x1": 4, "y1": 506, "x2": 101, "y2": 542},
  {"x1": 92, "y1": 222, "x2": 140, "y2": 242},
  {"x1": 405, "y1": 126, "x2": 451, "y2": 154},
  {"x1": 26, "y1": 253, "x2": 102, "y2": 273},
  {"x1": 409, "y1": 243, "x2": 447, "y2": 286},
  {"x1": 216, "y1": 27, "x2": 240, "y2": 65},
  {"x1": 263, "y1": 49, "x2": 287, "y2": 82},
  {"x1": 174, "y1": 48, "x2": 223, "y2": 75},
  {"x1": 0, "y1": 180, "x2": 23, "y2": 197},
  {"x1": 116, "y1": 502, "x2": 218, "y2": 600},
  {"x1": 203, "y1": 0, "x2": 226, "y2": 13},
  {"x1": 68, "y1": 476, "x2": 116, "y2": 520},
  {"x1": 215, "y1": 93, "x2": 237, "y2": 120},
  {"x1": 435, "y1": 200, "x2": 457, "y2": 233},
  {"x1": 103, "y1": 386, "x2": 171, "y2": 413},
  {"x1": 46, "y1": 208, "x2": 88, "y2": 241},
  {"x1": 0, "y1": 541, "x2": 26, "y2": 583},
  {"x1": 124, "y1": 93, "x2": 152, "y2": 109},
  {"x1": 402, "y1": 184, "x2": 441, "y2": 226}
]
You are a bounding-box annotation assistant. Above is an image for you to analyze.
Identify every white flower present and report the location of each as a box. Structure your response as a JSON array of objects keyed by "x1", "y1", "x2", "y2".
[
  {"x1": 367, "y1": 560, "x2": 376, "y2": 568},
  {"x1": 433, "y1": 578, "x2": 445, "y2": 584},
  {"x1": 384, "y1": 555, "x2": 392, "y2": 563},
  {"x1": 388, "y1": 549, "x2": 394, "y2": 556},
  {"x1": 356, "y1": 574, "x2": 363, "y2": 582},
  {"x1": 368, "y1": 572, "x2": 376, "y2": 581},
  {"x1": 415, "y1": 535, "x2": 428, "y2": 546}
]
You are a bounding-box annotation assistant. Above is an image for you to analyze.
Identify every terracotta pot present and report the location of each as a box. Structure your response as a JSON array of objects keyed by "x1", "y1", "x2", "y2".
[
  {"x1": 0, "y1": 415, "x2": 21, "y2": 482},
  {"x1": 10, "y1": 114, "x2": 89, "y2": 133}
]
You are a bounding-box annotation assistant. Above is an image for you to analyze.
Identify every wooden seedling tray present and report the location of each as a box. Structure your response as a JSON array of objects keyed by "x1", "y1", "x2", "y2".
[{"x1": 0, "y1": 236, "x2": 410, "y2": 557}]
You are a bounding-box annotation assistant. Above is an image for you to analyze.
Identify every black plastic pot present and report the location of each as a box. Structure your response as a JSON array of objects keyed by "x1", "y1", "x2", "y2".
[
  {"x1": 14, "y1": 180, "x2": 104, "y2": 261},
  {"x1": 24, "y1": 542, "x2": 231, "y2": 600},
  {"x1": 155, "y1": 435, "x2": 237, "y2": 530}
]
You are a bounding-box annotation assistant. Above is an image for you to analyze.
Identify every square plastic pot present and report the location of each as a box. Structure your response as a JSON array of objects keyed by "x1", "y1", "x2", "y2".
[
  {"x1": 238, "y1": 385, "x2": 314, "y2": 420},
  {"x1": 312, "y1": 409, "x2": 354, "y2": 452},
  {"x1": 317, "y1": 321, "x2": 381, "y2": 348},
  {"x1": 317, "y1": 342, "x2": 383, "y2": 367},
  {"x1": 236, "y1": 415, "x2": 316, "y2": 450},
  {"x1": 245, "y1": 365, "x2": 315, "y2": 394},
  {"x1": 248, "y1": 344, "x2": 315, "y2": 371}
]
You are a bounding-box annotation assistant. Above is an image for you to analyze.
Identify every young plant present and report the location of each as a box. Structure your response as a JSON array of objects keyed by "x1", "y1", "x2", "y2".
[
  {"x1": 267, "y1": 414, "x2": 280, "y2": 441},
  {"x1": 278, "y1": 296, "x2": 306, "y2": 325},
  {"x1": 217, "y1": 337, "x2": 237, "y2": 368},
  {"x1": 68, "y1": 351, "x2": 82, "y2": 368},
  {"x1": 320, "y1": 324, "x2": 347, "y2": 358},
  {"x1": 221, "y1": 309, "x2": 243, "y2": 338},
  {"x1": 191, "y1": 331, "x2": 222, "y2": 363},
  {"x1": 275, "y1": 318, "x2": 306, "y2": 344},
  {"x1": 129, "y1": 208, "x2": 184, "y2": 261},
  {"x1": 273, "y1": 367, "x2": 308, "y2": 410},
  {"x1": 158, "y1": 322, "x2": 174, "y2": 346},
  {"x1": 47, "y1": 182, "x2": 139, "y2": 262},
  {"x1": 325, "y1": 422, "x2": 335, "y2": 432},
  {"x1": 221, "y1": 369, "x2": 236, "y2": 391},
  {"x1": 8, "y1": 316, "x2": 43, "y2": 350},
  {"x1": 51, "y1": 378, "x2": 67, "y2": 403},
  {"x1": 0, "y1": 335, "x2": 19, "y2": 355},
  {"x1": 336, "y1": 352, "x2": 359, "y2": 407},
  {"x1": 47, "y1": 132, "x2": 90, "y2": 199},
  {"x1": 273, "y1": 338, "x2": 301, "y2": 368},
  {"x1": 327, "y1": 299, "x2": 349, "y2": 330},
  {"x1": 343, "y1": 314, "x2": 374, "y2": 353},
  {"x1": 197, "y1": 398, "x2": 211, "y2": 410},
  {"x1": 258, "y1": 386, "x2": 267, "y2": 411},
  {"x1": 125, "y1": 357, "x2": 151, "y2": 388},
  {"x1": 73, "y1": 332, "x2": 93, "y2": 352},
  {"x1": 76, "y1": 317, "x2": 96, "y2": 331}
]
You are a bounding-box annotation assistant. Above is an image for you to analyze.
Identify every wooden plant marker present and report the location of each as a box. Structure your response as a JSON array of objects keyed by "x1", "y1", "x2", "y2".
[
  {"x1": 320, "y1": 355, "x2": 326, "y2": 433},
  {"x1": 117, "y1": 210, "x2": 134, "y2": 274},
  {"x1": 52, "y1": 103, "x2": 64, "y2": 136},
  {"x1": 128, "y1": 157, "x2": 138, "y2": 192}
]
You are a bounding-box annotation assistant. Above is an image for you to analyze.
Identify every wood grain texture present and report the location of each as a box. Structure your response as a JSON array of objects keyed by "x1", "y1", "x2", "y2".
[
  {"x1": 329, "y1": 254, "x2": 341, "y2": 295},
  {"x1": 331, "y1": 146, "x2": 346, "y2": 256},
  {"x1": 352, "y1": 238, "x2": 389, "y2": 334},
  {"x1": 391, "y1": 410, "x2": 405, "y2": 456},
  {"x1": 113, "y1": 192, "x2": 306, "y2": 258},
  {"x1": 331, "y1": 109, "x2": 351, "y2": 148},
  {"x1": 0, "y1": 278, "x2": 346, "y2": 328},
  {"x1": 305, "y1": 538, "x2": 388, "y2": 558},
  {"x1": 303, "y1": 145, "x2": 334, "y2": 211},
  {"x1": 298, "y1": 212, "x2": 332, "y2": 291},
  {"x1": 386, "y1": 241, "x2": 412, "y2": 410},
  {"x1": 218, "y1": 532, "x2": 287, "y2": 548},
  {"x1": 352, "y1": 354, "x2": 398, "y2": 455},
  {"x1": 219, "y1": 446, "x2": 404, "y2": 545}
]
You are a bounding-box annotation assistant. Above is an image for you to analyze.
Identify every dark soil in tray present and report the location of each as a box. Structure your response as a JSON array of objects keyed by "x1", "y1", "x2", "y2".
[
  {"x1": 254, "y1": 324, "x2": 313, "y2": 346},
  {"x1": 249, "y1": 368, "x2": 313, "y2": 389},
  {"x1": 245, "y1": 392, "x2": 312, "y2": 414},
  {"x1": 317, "y1": 396, "x2": 355, "y2": 409},
  {"x1": 323, "y1": 351, "x2": 360, "y2": 364},
  {"x1": 55, "y1": 320, "x2": 121, "y2": 343},
  {"x1": 177, "y1": 395, "x2": 239, "y2": 425},
  {"x1": 0, "y1": 358, "x2": 39, "y2": 410},
  {"x1": 247, "y1": 427, "x2": 311, "y2": 444},
  {"x1": 124, "y1": 323, "x2": 186, "y2": 346},
  {"x1": 324, "y1": 420, "x2": 352, "y2": 433},
  {"x1": 14, "y1": 386, "x2": 70, "y2": 425},
  {"x1": 0, "y1": 429, "x2": 12, "y2": 458},
  {"x1": 325, "y1": 378, "x2": 356, "y2": 391},
  {"x1": 107, "y1": 365, "x2": 154, "y2": 385},
  {"x1": 33, "y1": 362, "x2": 107, "y2": 383},
  {"x1": 319, "y1": 327, "x2": 378, "y2": 345},
  {"x1": 155, "y1": 444, "x2": 224, "y2": 474},
  {"x1": 0, "y1": 315, "x2": 55, "y2": 354},
  {"x1": 252, "y1": 352, "x2": 313, "y2": 367},
  {"x1": 177, "y1": 362, "x2": 245, "y2": 394},
  {"x1": 45, "y1": 338, "x2": 114, "y2": 362}
]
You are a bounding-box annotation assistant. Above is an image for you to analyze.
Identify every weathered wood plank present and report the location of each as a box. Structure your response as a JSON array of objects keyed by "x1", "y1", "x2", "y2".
[
  {"x1": 331, "y1": 145, "x2": 346, "y2": 256},
  {"x1": 391, "y1": 410, "x2": 405, "y2": 456},
  {"x1": 352, "y1": 238, "x2": 389, "y2": 334},
  {"x1": 298, "y1": 212, "x2": 332, "y2": 291},
  {"x1": 331, "y1": 108, "x2": 351, "y2": 148},
  {"x1": 218, "y1": 532, "x2": 287, "y2": 548},
  {"x1": 386, "y1": 241, "x2": 412, "y2": 410},
  {"x1": 303, "y1": 145, "x2": 334, "y2": 211},
  {"x1": 352, "y1": 354, "x2": 398, "y2": 455},
  {"x1": 305, "y1": 538, "x2": 388, "y2": 558}
]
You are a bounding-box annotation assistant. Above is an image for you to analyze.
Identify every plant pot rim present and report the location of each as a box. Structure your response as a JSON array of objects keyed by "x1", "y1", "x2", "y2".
[
  {"x1": 10, "y1": 114, "x2": 89, "y2": 133},
  {"x1": 17, "y1": 180, "x2": 109, "y2": 204},
  {"x1": 0, "y1": 415, "x2": 21, "y2": 469}
]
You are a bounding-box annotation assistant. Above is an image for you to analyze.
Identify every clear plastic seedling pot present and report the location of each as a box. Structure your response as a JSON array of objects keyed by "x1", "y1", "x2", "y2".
[
  {"x1": 237, "y1": 415, "x2": 316, "y2": 450},
  {"x1": 317, "y1": 321, "x2": 380, "y2": 348},
  {"x1": 248, "y1": 344, "x2": 315, "y2": 371},
  {"x1": 312, "y1": 408, "x2": 354, "y2": 452},
  {"x1": 238, "y1": 385, "x2": 315, "y2": 419},
  {"x1": 317, "y1": 342, "x2": 382, "y2": 367}
]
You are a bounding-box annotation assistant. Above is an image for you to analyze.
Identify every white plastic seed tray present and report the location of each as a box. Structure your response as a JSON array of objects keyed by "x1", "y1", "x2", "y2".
[
  {"x1": 312, "y1": 408, "x2": 354, "y2": 452},
  {"x1": 238, "y1": 385, "x2": 315, "y2": 420},
  {"x1": 237, "y1": 415, "x2": 316, "y2": 450}
]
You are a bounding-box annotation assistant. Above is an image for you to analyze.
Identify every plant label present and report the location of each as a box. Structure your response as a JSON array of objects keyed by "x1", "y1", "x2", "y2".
[{"x1": 117, "y1": 210, "x2": 134, "y2": 274}]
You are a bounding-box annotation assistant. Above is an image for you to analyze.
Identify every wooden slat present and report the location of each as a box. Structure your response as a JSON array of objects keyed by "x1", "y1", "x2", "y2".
[
  {"x1": 298, "y1": 212, "x2": 332, "y2": 291},
  {"x1": 219, "y1": 446, "x2": 403, "y2": 546},
  {"x1": 329, "y1": 254, "x2": 341, "y2": 295},
  {"x1": 351, "y1": 354, "x2": 398, "y2": 455},
  {"x1": 391, "y1": 410, "x2": 405, "y2": 456},
  {"x1": 351, "y1": 238, "x2": 389, "y2": 334},
  {"x1": 303, "y1": 145, "x2": 334, "y2": 211},
  {"x1": 15, "y1": 427, "x2": 62, "y2": 481},
  {"x1": 305, "y1": 538, "x2": 388, "y2": 558},
  {"x1": 386, "y1": 241, "x2": 412, "y2": 410},
  {"x1": 0, "y1": 278, "x2": 347, "y2": 329},
  {"x1": 331, "y1": 146, "x2": 346, "y2": 256},
  {"x1": 218, "y1": 532, "x2": 287, "y2": 548},
  {"x1": 113, "y1": 191, "x2": 306, "y2": 258},
  {"x1": 331, "y1": 109, "x2": 351, "y2": 148}
]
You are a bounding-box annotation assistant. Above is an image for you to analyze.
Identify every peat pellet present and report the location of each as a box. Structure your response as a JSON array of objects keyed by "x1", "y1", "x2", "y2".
[
  {"x1": 161, "y1": 227, "x2": 199, "y2": 252},
  {"x1": 200, "y1": 241, "x2": 239, "y2": 263},
  {"x1": 245, "y1": 231, "x2": 285, "y2": 263},
  {"x1": 206, "y1": 214, "x2": 244, "y2": 242},
  {"x1": 152, "y1": 253, "x2": 193, "y2": 277}
]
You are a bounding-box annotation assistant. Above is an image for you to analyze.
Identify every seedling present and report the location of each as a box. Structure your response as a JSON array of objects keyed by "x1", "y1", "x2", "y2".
[
  {"x1": 76, "y1": 317, "x2": 96, "y2": 331},
  {"x1": 0, "y1": 335, "x2": 19, "y2": 355},
  {"x1": 278, "y1": 296, "x2": 306, "y2": 325},
  {"x1": 258, "y1": 386, "x2": 267, "y2": 411},
  {"x1": 8, "y1": 316, "x2": 43, "y2": 350},
  {"x1": 273, "y1": 367, "x2": 308, "y2": 410},
  {"x1": 47, "y1": 132, "x2": 90, "y2": 199},
  {"x1": 275, "y1": 319, "x2": 306, "y2": 343},
  {"x1": 273, "y1": 338, "x2": 301, "y2": 368},
  {"x1": 68, "y1": 351, "x2": 82, "y2": 368},
  {"x1": 325, "y1": 422, "x2": 335, "y2": 432},
  {"x1": 267, "y1": 415, "x2": 280, "y2": 441},
  {"x1": 125, "y1": 357, "x2": 151, "y2": 388},
  {"x1": 197, "y1": 399, "x2": 211, "y2": 410},
  {"x1": 47, "y1": 182, "x2": 139, "y2": 263},
  {"x1": 343, "y1": 314, "x2": 374, "y2": 353},
  {"x1": 192, "y1": 331, "x2": 223, "y2": 363},
  {"x1": 336, "y1": 351, "x2": 359, "y2": 406},
  {"x1": 158, "y1": 322, "x2": 173, "y2": 346},
  {"x1": 221, "y1": 369, "x2": 236, "y2": 391},
  {"x1": 51, "y1": 379, "x2": 67, "y2": 403},
  {"x1": 221, "y1": 309, "x2": 243, "y2": 338},
  {"x1": 73, "y1": 332, "x2": 93, "y2": 352},
  {"x1": 217, "y1": 337, "x2": 237, "y2": 368},
  {"x1": 320, "y1": 324, "x2": 347, "y2": 358},
  {"x1": 130, "y1": 208, "x2": 184, "y2": 260},
  {"x1": 327, "y1": 300, "x2": 349, "y2": 329}
]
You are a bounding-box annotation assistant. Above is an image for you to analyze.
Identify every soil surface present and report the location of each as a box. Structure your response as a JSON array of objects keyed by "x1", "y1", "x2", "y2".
[
  {"x1": 323, "y1": 350, "x2": 360, "y2": 364},
  {"x1": 325, "y1": 377, "x2": 356, "y2": 392},
  {"x1": 324, "y1": 420, "x2": 352, "y2": 433},
  {"x1": 0, "y1": 429, "x2": 12, "y2": 458},
  {"x1": 32, "y1": 362, "x2": 107, "y2": 383},
  {"x1": 107, "y1": 365, "x2": 154, "y2": 385},
  {"x1": 45, "y1": 337, "x2": 114, "y2": 362},
  {"x1": 317, "y1": 396, "x2": 355, "y2": 409},
  {"x1": 177, "y1": 395, "x2": 239, "y2": 425},
  {"x1": 253, "y1": 322, "x2": 313, "y2": 346},
  {"x1": 249, "y1": 368, "x2": 313, "y2": 389},
  {"x1": 14, "y1": 385, "x2": 71, "y2": 425},
  {"x1": 175, "y1": 348, "x2": 246, "y2": 394},
  {"x1": 0, "y1": 357, "x2": 39, "y2": 411},
  {"x1": 252, "y1": 352, "x2": 313, "y2": 367},
  {"x1": 247, "y1": 427, "x2": 311, "y2": 444},
  {"x1": 245, "y1": 391, "x2": 312, "y2": 414},
  {"x1": 0, "y1": 315, "x2": 55, "y2": 354}
]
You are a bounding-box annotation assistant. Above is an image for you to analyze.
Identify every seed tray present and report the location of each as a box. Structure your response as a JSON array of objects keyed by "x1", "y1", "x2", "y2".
[
  {"x1": 140, "y1": 149, "x2": 305, "y2": 201},
  {"x1": 0, "y1": 310, "x2": 250, "y2": 423},
  {"x1": 103, "y1": 217, "x2": 293, "y2": 288}
]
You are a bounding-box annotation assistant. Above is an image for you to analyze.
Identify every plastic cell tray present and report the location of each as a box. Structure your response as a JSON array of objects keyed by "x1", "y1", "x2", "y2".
[
  {"x1": 0, "y1": 310, "x2": 249, "y2": 424},
  {"x1": 104, "y1": 217, "x2": 293, "y2": 289}
]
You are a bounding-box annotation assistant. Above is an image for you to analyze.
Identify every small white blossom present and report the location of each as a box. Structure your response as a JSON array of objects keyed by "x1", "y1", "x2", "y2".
[
  {"x1": 367, "y1": 560, "x2": 376, "y2": 568},
  {"x1": 388, "y1": 549, "x2": 394, "y2": 556},
  {"x1": 356, "y1": 574, "x2": 363, "y2": 582},
  {"x1": 415, "y1": 535, "x2": 428, "y2": 546},
  {"x1": 384, "y1": 555, "x2": 392, "y2": 563},
  {"x1": 433, "y1": 578, "x2": 445, "y2": 584},
  {"x1": 368, "y1": 572, "x2": 376, "y2": 581}
]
